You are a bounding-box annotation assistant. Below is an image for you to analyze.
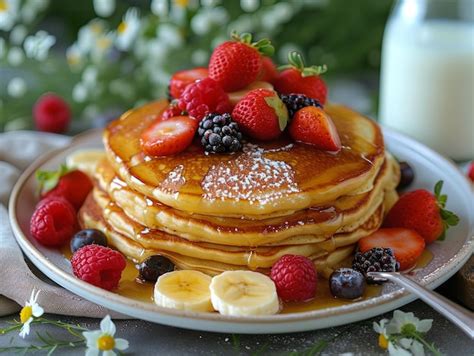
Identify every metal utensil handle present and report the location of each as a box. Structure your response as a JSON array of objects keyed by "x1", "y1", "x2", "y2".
[{"x1": 372, "y1": 272, "x2": 474, "y2": 339}]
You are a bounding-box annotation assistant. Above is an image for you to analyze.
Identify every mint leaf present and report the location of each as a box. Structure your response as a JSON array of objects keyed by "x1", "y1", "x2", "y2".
[{"x1": 36, "y1": 164, "x2": 70, "y2": 194}]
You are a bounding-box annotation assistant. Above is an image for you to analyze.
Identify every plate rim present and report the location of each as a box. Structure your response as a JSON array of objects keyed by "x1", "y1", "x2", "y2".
[{"x1": 8, "y1": 127, "x2": 474, "y2": 332}]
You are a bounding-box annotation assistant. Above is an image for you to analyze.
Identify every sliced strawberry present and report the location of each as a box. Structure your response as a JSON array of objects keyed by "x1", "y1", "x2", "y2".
[
  {"x1": 169, "y1": 67, "x2": 208, "y2": 100},
  {"x1": 289, "y1": 106, "x2": 341, "y2": 152},
  {"x1": 140, "y1": 116, "x2": 198, "y2": 156},
  {"x1": 384, "y1": 181, "x2": 459, "y2": 244},
  {"x1": 358, "y1": 228, "x2": 426, "y2": 270}
]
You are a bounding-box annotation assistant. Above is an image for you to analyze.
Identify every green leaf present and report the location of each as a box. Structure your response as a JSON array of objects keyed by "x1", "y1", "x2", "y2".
[
  {"x1": 434, "y1": 180, "x2": 443, "y2": 197},
  {"x1": 35, "y1": 164, "x2": 70, "y2": 194},
  {"x1": 264, "y1": 96, "x2": 289, "y2": 131},
  {"x1": 441, "y1": 209, "x2": 460, "y2": 226}
]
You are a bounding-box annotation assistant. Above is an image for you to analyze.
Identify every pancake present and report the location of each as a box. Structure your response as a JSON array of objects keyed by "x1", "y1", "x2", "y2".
[
  {"x1": 93, "y1": 154, "x2": 399, "y2": 247},
  {"x1": 80, "y1": 188, "x2": 385, "y2": 270},
  {"x1": 104, "y1": 101, "x2": 385, "y2": 217},
  {"x1": 78, "y1": 195, "x2": 355, "y2": 277}
]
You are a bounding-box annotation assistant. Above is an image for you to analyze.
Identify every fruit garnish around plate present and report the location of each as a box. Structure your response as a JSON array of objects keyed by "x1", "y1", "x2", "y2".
[{"x1": 27, "y1": 30, "x2": 460, "y2": 317}]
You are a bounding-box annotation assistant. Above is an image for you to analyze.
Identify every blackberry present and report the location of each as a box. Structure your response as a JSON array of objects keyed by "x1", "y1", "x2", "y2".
[
  {"x1": 279, "y1": 93, "x2": 323, "y2": 119},
  {"x1": 352, "y1": 247, "x2": 400, "y2": 284},
  {"x1": 198, "y1": 113, "x2": 243, "y2": 153}
]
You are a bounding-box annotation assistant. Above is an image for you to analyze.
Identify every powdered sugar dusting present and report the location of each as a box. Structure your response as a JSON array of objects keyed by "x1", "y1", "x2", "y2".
[
  {"x1": 160, "y1": 165, "x2": 185, "y2": 193},
  {"x1": 201, "y1": 143, "x2": 300, "y2": 204}
]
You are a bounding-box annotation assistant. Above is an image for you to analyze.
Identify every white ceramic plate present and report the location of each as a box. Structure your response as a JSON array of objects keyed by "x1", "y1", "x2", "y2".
[{"x1": 9, "y1": 128, "x2": 474, "y2": 334}]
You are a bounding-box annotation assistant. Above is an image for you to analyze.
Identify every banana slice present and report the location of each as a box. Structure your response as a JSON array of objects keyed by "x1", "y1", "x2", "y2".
[
  {"x1": 66, "y1": 149, "x2": 106, "y2": 176},
  {"x1": 154, "y1": 270, "x2": 214, "y2": 312},
  {"x1": 210, "y1": 271, "x2": 280, "y2": 316}
]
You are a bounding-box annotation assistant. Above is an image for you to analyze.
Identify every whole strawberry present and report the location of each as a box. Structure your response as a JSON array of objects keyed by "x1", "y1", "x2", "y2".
[
  {"x1": 384, "y1": 181, "x2": 459, "y2": 244},
  {"x1": 257, "y1": 57, "x2": 278, "y2": 83},
  {"x1": 178, "y1": 77, "x2": 232, "y2": 121},
  {"x1": 274, "y1": 51, "x2": 328, "y2": 104},
  {"x1": 270, "y1": 254, "x2": 317, "y2": 302},
  {"x1": 209, "y1": 31, "x2": 274, "y2": 92},
  {"x1": 232, "y1": 88, "x2": 288, "y2": 140},
  {"x1": 289, "y1": 106, "x2": 341, "y2": 152},
  {"x1": 37, "y1": 165, "x2": 93, "y2": 210}
]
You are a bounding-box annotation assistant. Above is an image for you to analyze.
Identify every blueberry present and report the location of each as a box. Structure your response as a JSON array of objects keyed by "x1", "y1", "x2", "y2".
[
  {"x1": 329, "y1": 268, "x2": 366, "y2": 299},
  {"x1": 70, "y1": 229, "x2": 107, "y2": 253},
  {"x1": 398, "y1": 161, "x2": 415, "y2": 189},
  {"x1": 137, "y1": 255, "x2": 175, "y2": 282}
]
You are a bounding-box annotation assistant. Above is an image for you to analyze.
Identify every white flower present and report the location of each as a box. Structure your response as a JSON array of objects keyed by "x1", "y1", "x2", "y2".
[
  {"x1": 157, "y1": 23, "x2": 183, "y2": 48},
  {"x1": 78, "y1": 19, "x2": 107, "y2": 54},
  {"x1": 151, "y1": 0, "x2": 168, "y2": 16},
  {"x1": 83, "y1": 315, "x2": 129, "y2": 356},
  {"x1": 20, "y1": 0, "x2": 49, "y2": 24},
  {"x1": 7, "y1": 46, "x2": 24, "y2": 66},
  {"x1": 190, "y1": 7, "x2": 228, "y2": 35},
  {"x1": 7, "y1": 77, "x2": 27, "y2": 98},
  {"x1": 386, "y1": 310, "x2": 433, "y2": 335},
  {"x1": 72, "y1": 82, "x2": 88, "y2": 102},
  {"x1": 19, "y1": 290, "x2": 44, "y2": 338},
  {"x1": 66, "y1": 44, "x2": 84, "y2": 68},
  {"x1": 115, "y1": 8, "x2": 140, "y2": 51},
  {"x1": 82, "y1": 66, "x2": 99, "y2": 86},
  {"x1": 23, "y1": 30, "x2": 56, "y2": 61},
  {"x1": 10, "y1": 25, "x2": 27, "y2": 45},
  {"x1": 388, "y1": 341, "x2": 413, "y2": 356},
  {"x1": 240, "y1": 0, "x2": 259, "y2": 12},
  {"x1": 0, "y1": 38, "x2": 5, "y2": 59},
  {"x1": 91, "y1": 31, "x2": 114, "y2": 62},
  {"x1": 191, "y1": 49, "x2": 208, "y2": 65},
  {"x1": 0, "y1": 0, "x2": 19, "y2": 31},
  {"x1": 202, "y1": 0, "x2": 221, "y2": 6},
  {"x1": 93, "y1": 0, "x2": 115, "y2": 17}
]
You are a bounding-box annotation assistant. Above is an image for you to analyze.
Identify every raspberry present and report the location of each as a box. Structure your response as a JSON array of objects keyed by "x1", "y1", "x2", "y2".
[
  {"x1": 33, "y1": 93, "x2": 71, "y2": 133},
  {"x1": 30, "y1": 197, "x2": 77, "y2": 247},
  {"x1": 162, "y1": 101, "x2": 183, "y2": 120},
  {"x1": 71, "y1": 244, "x2": 126, "y2": 291},
  {"x1": 270, "y1": 254, "x2": 317, "y2": 302},
  {"x1": 178, "y1": 78, "x2": 232, "y2": 121}
]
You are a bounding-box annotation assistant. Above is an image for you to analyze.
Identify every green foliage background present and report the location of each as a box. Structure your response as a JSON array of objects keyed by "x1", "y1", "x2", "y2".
[{"x1": 0, "y1": 0, "x2": 394, "y2": 132}]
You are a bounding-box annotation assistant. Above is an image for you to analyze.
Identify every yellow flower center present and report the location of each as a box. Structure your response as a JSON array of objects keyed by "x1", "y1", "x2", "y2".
[
  {"x1": 175, "y1": 0, "x2": 189, "y2": 8},
  {"x1": 67, "y1": 54, "x2": 80, "y2": 65},
  {"x1": 118, "y1": 21, "x2": 128, "y2": 34},
  {"x1": 20, "y1": 306, "x2": 33, "y2": 324},
  {"x1": 97, "y1": 334, "x2": 115, "y2": 351},
  {"x1": 97, "y1": 37, "x2": 111, "y2": 50},
  {"x1": 0, "y1": 0, "x2": 8, "y2": 12},
  {"x1": 91, "y1": 23, "x2": 103, "y2": 34},
  {"x1": 378, "y1": 334, "x2": 389, "y2": 349}
]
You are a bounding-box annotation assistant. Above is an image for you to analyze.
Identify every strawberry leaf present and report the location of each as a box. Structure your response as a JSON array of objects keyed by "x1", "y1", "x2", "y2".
[
  {"x1": 264, "y1": 96, "x2": 289, "y2": 132},
  {"x1": 36, "y1": 164, "x2": 70, "y2": 195},
  {"x1": 434, "y1": 180, "x2": 443, "y2": 198},
  {"x1": 285, "y1": 51, "x2": 328, "y2": 77}
]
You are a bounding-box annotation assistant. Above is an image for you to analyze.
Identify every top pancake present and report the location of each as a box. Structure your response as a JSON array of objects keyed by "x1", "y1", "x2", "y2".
[{"x1": 104, "y1": 100, "x2": 385, "y2": 217}]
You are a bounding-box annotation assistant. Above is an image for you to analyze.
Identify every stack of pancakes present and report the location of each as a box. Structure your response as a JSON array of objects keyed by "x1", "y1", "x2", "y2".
[{"x1": 79, "y1": 101, "x2": 400, "y2": 277}]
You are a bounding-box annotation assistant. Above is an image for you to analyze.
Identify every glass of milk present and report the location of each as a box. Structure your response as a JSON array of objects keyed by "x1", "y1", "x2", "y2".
[{"x1": 379, "y1": 0, "x2": 474, "y2": 161}]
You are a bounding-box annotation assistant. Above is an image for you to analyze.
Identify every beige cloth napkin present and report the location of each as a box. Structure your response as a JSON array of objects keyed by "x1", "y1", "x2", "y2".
[{"x1": 0, "y1": 131, "x2": 122, "y2": 318}]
